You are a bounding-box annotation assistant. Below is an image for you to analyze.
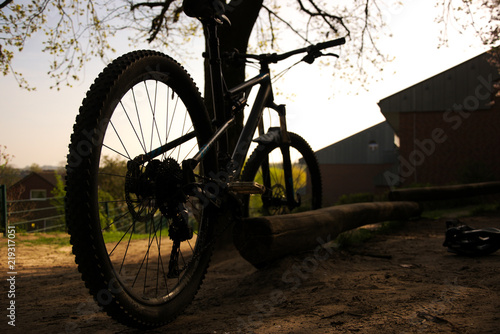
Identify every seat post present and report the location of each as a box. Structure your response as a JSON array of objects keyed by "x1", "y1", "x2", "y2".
[
  {"x1": 204, "y1": 20, "x2": 231, "y2": 163},
  {"x1": 204, "y1": 21, "x2": 226, "y2": 125}
]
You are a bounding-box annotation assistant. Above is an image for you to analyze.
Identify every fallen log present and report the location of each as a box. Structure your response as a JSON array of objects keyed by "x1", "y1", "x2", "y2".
[
  {"x1": 389, "y1": 181, "x2": 500, "y2": 202},
  {"x1": 233, "y1": 201, "x2": 422, "y2": 268}
]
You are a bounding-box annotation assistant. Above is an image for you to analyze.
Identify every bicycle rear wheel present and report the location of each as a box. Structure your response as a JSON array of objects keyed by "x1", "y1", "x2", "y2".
[
  {"x1": 65, "y1": 50, "x2": 216, "y2": 328},
  {"x1": 241, "y1": 132, "x2": 322, "y2": 217}
]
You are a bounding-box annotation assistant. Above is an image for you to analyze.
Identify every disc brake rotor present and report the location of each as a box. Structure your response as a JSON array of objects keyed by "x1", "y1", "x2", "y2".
[{"x1": 124, "y1": 160, "x2": 160, "y2": 222}]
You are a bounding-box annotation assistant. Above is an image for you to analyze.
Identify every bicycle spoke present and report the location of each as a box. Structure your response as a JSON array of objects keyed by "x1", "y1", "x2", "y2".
[
  {"x1": 132, "y1": 87, "x2": 147, "y2": 153},
  {"x1": 118, "y1": 224, "x2": 136, "y2": 274},
  {"x1": 168, "y1": 129, "x2": 198, "y2": 162},
  {"x1": 108, "y1": 120, "x2": 131, "y2": 160},
  {"x1": 142, "y1": 130, "x2": 197, "y2": 161},
  {"x1": 165, "y1": 93, "x2": 178, "y2": 145},
  {"x1": 146, "y1": 81, "x2": 163, "y2": 153},
  {"x1": 165, "y1": 87, "x2": 172, "y2": 143},
  {"x1": 120, "y1": 100, "x2": 147, "y2": 154},
  {"x1": 103, "y1": 201, "x2": 145, "y2": 233},
  {"x1": 108, "y1": 222, "x2": 135, "y2": 256},
  {"x1": 132, "y1": 204, "x2": 158, "y2": 290},
  {"x1": 177, "y1": 108, "x2": 189, "y2": 161},
  {"x1": 155, "y1": 220, "x2": 170, "y2": 296}
]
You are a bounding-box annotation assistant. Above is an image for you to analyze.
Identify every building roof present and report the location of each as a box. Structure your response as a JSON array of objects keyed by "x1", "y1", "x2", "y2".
[
  {"x1": 314, "y1": 121, "x2": 397, "y2": 165},
  {"x1": 8, "y1": 171, "x2": 64, "y2": 191},
  {"x1": 378, "y1": 51, "x2": 500, "y2": 134}
]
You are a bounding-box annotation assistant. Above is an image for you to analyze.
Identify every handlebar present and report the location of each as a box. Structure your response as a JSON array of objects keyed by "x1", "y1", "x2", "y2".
[
  {"x1": 229, "y1": 37, "x2": 346, "y2": 64},
  {"x1": 314, "y1": 37, "x2": 347, "y2": 51}
]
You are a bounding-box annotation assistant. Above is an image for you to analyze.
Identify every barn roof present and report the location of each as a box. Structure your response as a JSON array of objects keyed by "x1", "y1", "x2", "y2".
[
  {"x1": 8, "y1": 171, "x2": 64, "y2": 191},
  {"x1": 314, "y1": 121, "x2": 397, "y2": 165},
  {"x1": 378, "y1": 51, "x2": 500, "y2": 134}
]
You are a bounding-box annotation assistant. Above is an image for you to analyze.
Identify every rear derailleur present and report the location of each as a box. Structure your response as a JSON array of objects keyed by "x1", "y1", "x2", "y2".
[{"x1": 125, "y1": 157, "x2": 195, "y2": 278}]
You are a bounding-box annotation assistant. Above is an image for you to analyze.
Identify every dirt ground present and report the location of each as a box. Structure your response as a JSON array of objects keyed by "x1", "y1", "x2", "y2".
[{"x1": 3, "y1": 209, "x2": 500, "y2": 333}]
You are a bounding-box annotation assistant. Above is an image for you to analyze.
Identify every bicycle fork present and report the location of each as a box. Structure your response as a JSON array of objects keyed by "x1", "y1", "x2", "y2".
[{"x1": 259, "y1": 102, "x2": 301, "y2": 211}]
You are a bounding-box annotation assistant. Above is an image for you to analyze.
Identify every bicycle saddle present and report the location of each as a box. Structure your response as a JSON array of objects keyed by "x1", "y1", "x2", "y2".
[
  {"x1": 443, "y1": 219, "x2": 500, "y2": 256},
  {"x1": 183, "y1": 0, "x2": 225, "y2": 19}
]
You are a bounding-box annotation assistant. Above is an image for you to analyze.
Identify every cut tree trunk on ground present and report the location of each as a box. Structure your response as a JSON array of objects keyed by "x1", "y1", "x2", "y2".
[
  {"x1": 389, "y1": 181, "x2": 500, "y2": 202},
  {"x1": 233, "y1": 201, "x2": 422, "y2": 268}
]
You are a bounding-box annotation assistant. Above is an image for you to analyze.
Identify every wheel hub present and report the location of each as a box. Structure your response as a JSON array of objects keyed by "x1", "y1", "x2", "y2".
[
  {"x1": 155, "y1": 158, "x2": 190, "y2": 219},
  {"x1": 125, "y1": 157, "x2": 193, "y2": 241},
  {"x1": 125, "y1": 159, "x2": 161, "y2": 222},
  {"x1": 125, "y1": 158, "x2": 185, "y2": 220}
]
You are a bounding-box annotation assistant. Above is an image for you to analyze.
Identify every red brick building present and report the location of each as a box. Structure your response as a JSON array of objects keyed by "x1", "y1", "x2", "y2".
[
  {"x1": 314, "y1": 121, "x2": 398, "y2": 206},
  {"x1": 7, "y1": 171, "x2": 64, "y2": 231},
  {"x1": 8, "y1": 171, "x2": 62, "y2": 200},
  {"x1": 379, "y1": 51, "x2": 500, "y2": 187}
]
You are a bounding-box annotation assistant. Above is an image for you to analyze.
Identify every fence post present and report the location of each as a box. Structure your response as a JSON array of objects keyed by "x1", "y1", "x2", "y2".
[{"x1": 1, "y1": 185, "x2": 7, "y2": 236}]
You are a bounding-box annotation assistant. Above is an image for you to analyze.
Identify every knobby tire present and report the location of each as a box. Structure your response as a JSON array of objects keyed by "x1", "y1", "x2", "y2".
[{"x1": 65, "y1": 50, "x2": 216, "y2": 328}]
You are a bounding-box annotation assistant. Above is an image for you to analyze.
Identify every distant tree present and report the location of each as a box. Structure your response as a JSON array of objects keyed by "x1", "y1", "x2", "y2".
[
  {"x1": 1, "y1": 0, "x2": 497, "y2": 100},
  {"x1": 437, "y1": 0, "x2": 499, "y2": 47},
  {"x1": 0, "y1": 0, "x2": 124, "y2": 90},
  {"x1": 0, "y1": 145, "x2": 20, "y2": 188},
  {"x1": 0, "y1": 145, "x2": 34, "y2": 226},
  {"x1": 97, "y1": 156, "x2": 128, "y2": 230},
  {"x1": 50, "y1": 171, "x2": 66, "y2": 226},
  {"x1": 49, "y1": 158, "x2": 123, "y2": 229},
  {"x1": 0, "y1": 144, "x2": 12, "y2": 170},
  {"x1": 437, "y1": 0, "x2": 499, "y2": 82},
  {"x1": 28, "y1": 163, "x2": 42, "y2": 173},
  {"x1": 0, "y1": 0, "x2": 396, "y2": 92},
  {"x1": 0, "y1": 0, "x2": 493, "y2": 110},
  {"x1": 98, "y1": 155, "x2": 127, "y2": 201}
]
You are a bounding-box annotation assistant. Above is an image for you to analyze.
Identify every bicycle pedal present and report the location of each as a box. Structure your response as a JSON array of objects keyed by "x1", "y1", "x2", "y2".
[{"x1": 228, "y1": 181, "x2": 266, "y2": 194}]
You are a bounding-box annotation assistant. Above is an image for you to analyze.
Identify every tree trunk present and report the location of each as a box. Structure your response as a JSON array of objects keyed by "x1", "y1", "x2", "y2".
[
  {"x1": 233, "y1": 201, "x2": 422, "y2": 268},
  {"x1": 202, "y1": 1, "x2": 261, "y2": 251},
  {"x1": 389, "y1": 181, "x2": 500, "y2": 202}
]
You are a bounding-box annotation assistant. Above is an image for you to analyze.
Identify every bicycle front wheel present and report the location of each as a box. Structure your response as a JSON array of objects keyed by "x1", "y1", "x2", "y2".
[
  {"x1": 241, "y1": 132, "x2": 322, "y2": 217},
  {"x1": 65, "y1": 50, "x2": 216, "y2": 328}
]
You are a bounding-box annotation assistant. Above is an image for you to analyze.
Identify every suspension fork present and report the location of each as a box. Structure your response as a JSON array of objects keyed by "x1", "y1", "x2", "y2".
[{"x1": 268, "y1": 102, "x2": 300, "y2": 210}]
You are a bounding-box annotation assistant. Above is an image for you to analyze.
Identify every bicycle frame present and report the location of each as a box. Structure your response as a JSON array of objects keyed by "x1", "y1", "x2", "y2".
[
  {"x1": 188, "y1": 22, "x2": 288, "y2": 181},
  {"x1": 134, "y1": 18, "x2": 343, "y2": 209},
  {"x1": 135, "y1": 22, "x2": 277, "y2": 182}
]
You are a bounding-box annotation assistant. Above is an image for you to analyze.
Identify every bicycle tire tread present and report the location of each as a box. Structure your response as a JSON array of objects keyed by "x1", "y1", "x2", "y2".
[{"x1": 241, "y1": 132, "x2": 322, "y2": 215}]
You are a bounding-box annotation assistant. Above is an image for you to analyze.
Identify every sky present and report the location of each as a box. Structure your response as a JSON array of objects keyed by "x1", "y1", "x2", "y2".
[{"x1": 0, "y1": 1, "x2": 491, "y2": 169}]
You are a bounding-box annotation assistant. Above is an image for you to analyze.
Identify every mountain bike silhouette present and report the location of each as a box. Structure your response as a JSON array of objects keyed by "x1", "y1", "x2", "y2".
[{"x1": 65, "y1": 0, "x2": 345, "y2": 328}]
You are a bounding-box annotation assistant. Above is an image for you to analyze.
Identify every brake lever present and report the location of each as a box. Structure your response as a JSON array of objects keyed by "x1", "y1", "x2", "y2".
[
  {"x1": 215, "y1": 14, "x2": 231, "y2": 26},
  {"x1": 301, "y1": 51, "x2": 339, "y2": 64},
  {"x1": 323, "y1": 53, "x2": 340, "y2": 58}
]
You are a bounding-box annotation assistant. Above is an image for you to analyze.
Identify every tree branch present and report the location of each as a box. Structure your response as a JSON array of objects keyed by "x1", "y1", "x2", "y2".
[
  {"x1": 261, "y1": 4, "x2": 311, "y2": 44},
  {"x1": 296, "y1": 0, "x2": 351, "y2": 36},
  {"x1": 130, "y1": 1, "x2": 170, "y2": 10},
  {"x1": 0, "y1": 0, "x2": 13, "y2": 10},
  {"x1": 359, "y1": 0, "x2": 369, "y2": 55},
  {"x1": 130, "y1": 0, "x2": 178, "y2": 42}
]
